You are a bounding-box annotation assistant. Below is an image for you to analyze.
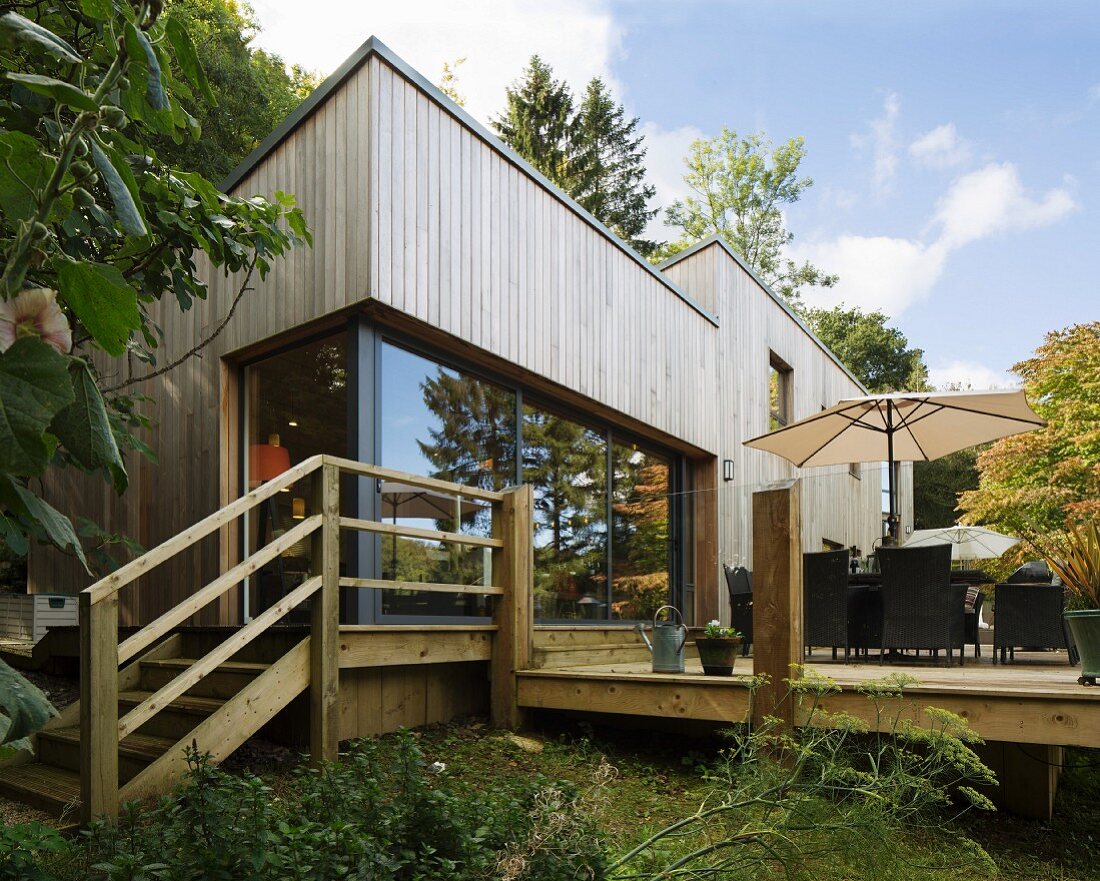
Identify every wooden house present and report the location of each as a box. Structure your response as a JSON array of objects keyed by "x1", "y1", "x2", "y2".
[
  {"x1": 9, "y1": 40, "x2": 1093, "y2": 828},
  {"x1": 32, "y1": 36, "x2": 902, "y2": 628}
]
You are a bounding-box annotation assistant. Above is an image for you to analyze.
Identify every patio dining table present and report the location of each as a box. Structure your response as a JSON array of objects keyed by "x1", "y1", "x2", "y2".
[{"x1": 843, "y1": 570, "x2": 989, "y2": 656}]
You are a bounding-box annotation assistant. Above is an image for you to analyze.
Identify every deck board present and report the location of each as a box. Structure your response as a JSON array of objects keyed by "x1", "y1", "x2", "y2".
[{"x1": 517, "y1": 653, "x2": 1100, "y2": 747}]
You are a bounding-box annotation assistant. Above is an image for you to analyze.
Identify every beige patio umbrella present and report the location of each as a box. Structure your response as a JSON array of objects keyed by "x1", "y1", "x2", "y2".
[
  {"x1": 903, "y1": 525, "x2": 1020, "y2": 561},
  {"x1": 743, "y1": 389, "x2": 1045, "y2": 541}
]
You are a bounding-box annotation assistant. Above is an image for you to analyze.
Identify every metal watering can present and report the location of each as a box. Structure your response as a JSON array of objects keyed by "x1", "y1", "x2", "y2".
[{"x1": 635, "y1": 605, "x2": 687, "y2": 673}]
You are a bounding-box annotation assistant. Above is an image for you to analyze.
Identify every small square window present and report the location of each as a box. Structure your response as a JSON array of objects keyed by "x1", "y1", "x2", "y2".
[{"x1": 849, "y1": 462, "x2": 861, "y2": 479}]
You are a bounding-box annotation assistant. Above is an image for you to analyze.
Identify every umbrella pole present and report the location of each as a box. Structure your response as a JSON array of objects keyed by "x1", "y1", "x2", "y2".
[{"x1": 886, "y1": 405, "x2": 898, "y2": 544}]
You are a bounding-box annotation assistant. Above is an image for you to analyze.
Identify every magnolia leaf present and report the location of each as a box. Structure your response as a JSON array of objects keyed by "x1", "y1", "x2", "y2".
[
  {"x1": 56, "y1": 261, "x2": 141, "y2": 357},
  {"x1": 90, "y1": 140, "x2": 146, "y2": 236},
  {"x1": 164, "y1": 16, "x2": 215, "y2": 105},
  {"x1": 0, "y1": 337, "x2": 75, "y2": 477},
  {"x1": 0, "y1": 515, "x2": 28, "y2": 556},
  {"x1": 77, "y1": 0, "x2": 112, "y2": 20},
  {"x1": 5, "y1": 73, "x2": 98, "y2": 112},
  {"x1": 50, "y1": 360, "x2": 127, "y2": 489},
  {"x1": 7, "y1": 480, "x2": 89, "y2": 571},
  {"x1": 0, "y1": 131, "x2": 53, "y2": 223},
  {"x1": 0, "y1": 658, "x2": 56, "y2": 747},
  {"x1": 0, "y1": 12, "x2": 81, "y2": 64},
  {"x1": 125, "y1": 24, "x2": 167, "y2": 111}
]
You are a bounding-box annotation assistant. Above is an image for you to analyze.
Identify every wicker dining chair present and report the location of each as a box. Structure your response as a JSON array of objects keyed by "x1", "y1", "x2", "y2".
[
  {"x1": 724, "y1": 564, "x2": 753, "y2": 657},
  {"x1": 992, "y1": 582, "x2": 1074, "y2": 664},
  {"x1": 877, "y1": 544, "x2": 965, "y2": 666},
  {"x1": 803, "y1": 550, "x2": 850, "y2": 661}
]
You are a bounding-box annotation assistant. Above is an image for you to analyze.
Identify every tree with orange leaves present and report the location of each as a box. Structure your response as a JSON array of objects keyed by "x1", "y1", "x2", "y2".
[{"x1": 960, "y1": 322, "x2": 1100, "y2": 537}]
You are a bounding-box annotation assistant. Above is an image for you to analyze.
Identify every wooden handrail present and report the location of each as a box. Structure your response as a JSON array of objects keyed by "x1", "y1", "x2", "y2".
[
  {"x1": 338, "y1": 577, "x2": 505, "y2": 596},
  {"x1": 339, "y1": 516, "x2": 504, "y2": 549},
  {"x1": 324, "y1": 455, "x2": 505, "y2": 502},
  {"x1": 117, "y1": 516, "x2": 321, "y2": 665},
  {"x1": 117, "y1": 575, "x2": 322, "y2": 739},
  {"x1": 84, "y1": 455, "x2": 325, "y2": 605},
  {"x1": 79, "y1": 455, "x2": 526, "y2": 824}
]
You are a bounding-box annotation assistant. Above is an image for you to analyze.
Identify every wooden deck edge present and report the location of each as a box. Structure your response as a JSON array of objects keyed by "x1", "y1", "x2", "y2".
[{"x1": 339, "y1": 629, "x2": 493, "y2": 669}]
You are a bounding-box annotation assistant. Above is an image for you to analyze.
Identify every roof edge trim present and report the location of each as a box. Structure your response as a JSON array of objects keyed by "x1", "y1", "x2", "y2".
[
  {"x1": 660, "y1": 235, "x2": 868, "y2": 392},
  {"x1": 220, "y1": 36, "x2": 720, "y2": 328}
]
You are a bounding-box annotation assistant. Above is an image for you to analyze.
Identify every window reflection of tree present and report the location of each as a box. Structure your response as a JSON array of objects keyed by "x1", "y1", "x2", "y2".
[{"x1": 612, "y1": 445, "x2": 670, "y2": 620}]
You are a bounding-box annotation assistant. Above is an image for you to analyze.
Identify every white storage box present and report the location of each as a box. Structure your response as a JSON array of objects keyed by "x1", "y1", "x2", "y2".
[{"x1": 0, "y1": 593, "x2": 78, "y2": 642}]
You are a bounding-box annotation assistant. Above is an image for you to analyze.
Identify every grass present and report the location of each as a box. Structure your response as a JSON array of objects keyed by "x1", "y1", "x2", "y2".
[{"x1": 404, "y1": 717, "x2": 1100, "y2": 881}]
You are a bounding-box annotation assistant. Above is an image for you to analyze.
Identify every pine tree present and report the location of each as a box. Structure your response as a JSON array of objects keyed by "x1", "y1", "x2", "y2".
[
  {"x1": 495, "y1": 60, "x2": 659, "y2": 257},
  {"x1": 574, "y1": 78, "x2": 658, "y2": 256},
  {"x1": 493, "y1": 56, "x2": 580, "y2": 186}
]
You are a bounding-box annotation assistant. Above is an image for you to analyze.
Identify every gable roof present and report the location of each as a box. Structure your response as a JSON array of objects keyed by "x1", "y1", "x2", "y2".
[
  {"x1": 659, "y1": 235, "x2": 867, "y2": 391},
  {"x1": 221, "y1": 36, "x2": 719, "y2": 327}
]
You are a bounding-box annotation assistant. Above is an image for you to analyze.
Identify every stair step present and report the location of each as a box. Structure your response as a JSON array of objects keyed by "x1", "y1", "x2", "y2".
[
  {"x1": 118, "y1": 689, "x2": 225, "y2": 739},
  {"x1": 139, "y1": 658, "x2": 270, "y2": 699},
  {"x1": 0, "y1": 762, "x2": 81, "y2": 819},
  {"x1": 36, "y1": 727, "x2": 177, "y2": 783}
]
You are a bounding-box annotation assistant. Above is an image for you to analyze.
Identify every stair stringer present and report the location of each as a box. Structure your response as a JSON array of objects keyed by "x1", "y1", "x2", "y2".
[{"x1": 119, "y1": 636, "x2": 311, "y2": 804}]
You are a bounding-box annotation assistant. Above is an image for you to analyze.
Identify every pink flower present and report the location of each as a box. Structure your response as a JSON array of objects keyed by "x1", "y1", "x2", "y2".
[{"x1": 0, "y1": 288, "x2": 72, "y2": 354}]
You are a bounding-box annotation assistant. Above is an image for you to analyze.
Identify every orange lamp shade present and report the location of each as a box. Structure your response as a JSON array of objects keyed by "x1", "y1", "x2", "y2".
[{"x1": 249, "y1": 438, "x2": 291, "y2": 487}]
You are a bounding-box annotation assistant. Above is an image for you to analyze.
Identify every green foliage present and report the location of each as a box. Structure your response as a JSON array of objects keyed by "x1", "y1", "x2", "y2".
[
  {"x1": 802, "y1": 304, "x2": 930, "y2": 393},
  {"x1": 960, "y1": 322, "x2": 1100, "y2": 539},
  {"x1": 0, "y1": 0, "x2": 310, "y2": 571},
  {"x1": 0, "y1": 822, "x2": 69, "y2": 881},
  {"x1": 495, "y1": 57, "x2": 658, "y2": 257},
  {"x1": 609, "y1": 675, "x2": 997, "y2": 880},
  {"x1": 0, "y1": 657, "x2": 56, "y2": 750},
  {"x1": 147, "y1": 0, "x2": 320, "y2": 181},
  {"x1": 64, "y1": 732, "x2": 602, "y2": 881},
  {"x1": 914, "y1": 448, "x2": 980, "y2": 529},
  {"x1": 660, "y1": 128, "x2": 836, "y2": 305}
]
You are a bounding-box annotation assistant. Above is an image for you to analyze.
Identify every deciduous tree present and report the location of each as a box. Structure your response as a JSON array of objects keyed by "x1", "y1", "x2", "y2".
[
  {"x1": 803, "y1": 305, "x2": 930, "y2": 392},
  {"x1": 661, "y1": 129, "x2": 836, "y2": 305},
  {"x1": 960, "y1": 322, "x2": 1100, "y2": 536}
]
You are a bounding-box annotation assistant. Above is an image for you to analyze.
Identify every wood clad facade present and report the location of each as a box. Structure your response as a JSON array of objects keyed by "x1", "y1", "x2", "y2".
[{"x1": 30, "y1": 38, "x2": 901, "y2": 629}]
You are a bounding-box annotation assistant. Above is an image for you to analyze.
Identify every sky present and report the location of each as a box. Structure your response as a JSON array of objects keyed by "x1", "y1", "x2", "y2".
[{"x1": 247, "y1": 0, "x2": 1099, "y2": 390}]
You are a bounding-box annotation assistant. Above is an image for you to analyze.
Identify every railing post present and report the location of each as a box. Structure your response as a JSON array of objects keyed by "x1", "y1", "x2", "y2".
[
  {"x1": 80, "y1": 591, "x2": 118, "y2": 824},
  {"x1": 491, "y1": 484, "x2": 533, "y2": 730},
  {"x1": 310, "y1": 460, "x2": 341, "y2": 763},
  {"x1": 751, "y1": 479, "x2": 802, "y2": 731}
]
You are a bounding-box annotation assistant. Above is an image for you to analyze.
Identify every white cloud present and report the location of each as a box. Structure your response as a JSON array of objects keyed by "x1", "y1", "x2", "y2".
[
  {"x1": 794, "y1": 161, "x2": 1077, "y2": 316},
  {"x1": 909, "y1": 123, "x2": 972, "y2": 169},
  {"x1": 851, "y1": 92, "x2": 900, "y2": 193},
  {"x1": 928, "y1": 360, "x2": 1018, "y2": 391},
  {"x1": 639, "y1": 121, "x2": 705, "y2": 237},
  {"x1": 792, "y1": 236, "x2": 948, "y2": 313},
  {"x1": 246, "y1": 0, "x2": 624, "y2": 126},
  {"x1": 932, "y1": 162, "x2": 1077, "y2": 248}
]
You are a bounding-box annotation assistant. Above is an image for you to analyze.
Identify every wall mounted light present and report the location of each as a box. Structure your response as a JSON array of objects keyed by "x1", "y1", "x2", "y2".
[
  {"x1": 723, "y1": 459, "x2": 735, "y2": 481},
  {"x1": 291, "y1": 497, "x2": 306, "y2": 520}
]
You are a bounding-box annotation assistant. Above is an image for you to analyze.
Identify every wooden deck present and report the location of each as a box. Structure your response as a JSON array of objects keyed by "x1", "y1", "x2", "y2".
[{"x1": 517, "y1": 652, "x2": 1100, "y2": 748}]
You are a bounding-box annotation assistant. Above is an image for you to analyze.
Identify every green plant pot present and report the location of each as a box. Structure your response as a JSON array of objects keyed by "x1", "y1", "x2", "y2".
[
  {"x1": 696, "y1": 637, "x2": 740, "y2": 676},
  {"x1": 1065, "y1": 609, "x2": 1100, "y2": 683}
]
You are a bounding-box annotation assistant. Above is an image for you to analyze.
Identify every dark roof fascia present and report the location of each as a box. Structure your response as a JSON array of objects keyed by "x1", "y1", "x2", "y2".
[
  {"x1": 221, "y1": 37, "x2": 719, "y2": 328},
  {"x1": 659, "y1": 235, "x2": 868, "y2": 392}
]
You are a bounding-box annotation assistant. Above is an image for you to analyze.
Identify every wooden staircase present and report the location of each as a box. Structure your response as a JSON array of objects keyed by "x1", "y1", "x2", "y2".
[
  {"x1": 0, "y1": 632, "x2": 309, "y2": 820},
  {"x1": 0, "y1": 455, "x2": 529, "y2": 825}
]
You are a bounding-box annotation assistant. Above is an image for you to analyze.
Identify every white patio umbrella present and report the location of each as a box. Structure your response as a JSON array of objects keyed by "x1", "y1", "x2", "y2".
[
  {"x1": 903, "y1": 525, "x2": 1020, "y2": 561},
  {"x1": 743, "y1": 389, "x2": 1045, "y2": 541}
]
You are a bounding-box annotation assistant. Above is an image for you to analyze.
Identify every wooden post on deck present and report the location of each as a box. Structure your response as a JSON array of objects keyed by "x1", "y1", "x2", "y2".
[
  {"x1": 491, "y1": 484, "x2": 534, "y2": 729},
  {"x1": 309, "y1": 460, "x2": 341, "y2": 763},
  {"x1": 80, "y1": 590, "x2": 118, "y2": 824},
  {"x1": 751, "y1": 479, "x2": 802, "y2": 730}
]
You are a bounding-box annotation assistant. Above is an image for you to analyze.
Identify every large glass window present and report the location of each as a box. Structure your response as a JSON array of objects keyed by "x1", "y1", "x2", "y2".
[
  {"x1": 378, "y1": 342, "x2": 516, "y2": 617},
  {"x1": 243, "y1": 333, "x2": 347, "y2": 620},
  {"x1": 611, "y1": 443, "x2": 671, "y2": 620},
  {"x1": 523, "y1": 404, "x2": 608, "y2": 619}
]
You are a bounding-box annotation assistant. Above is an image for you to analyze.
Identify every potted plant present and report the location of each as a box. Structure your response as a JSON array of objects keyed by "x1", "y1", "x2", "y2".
[
  {"x1": 696, "y1": 620, "x2": 742, "y2": 676},
  {"x1": 1035, "y1": 522, "x2": 1100, "y2": 686}
]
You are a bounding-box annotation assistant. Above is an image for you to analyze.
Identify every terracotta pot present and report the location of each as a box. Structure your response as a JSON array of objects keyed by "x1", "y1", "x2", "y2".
[{"x1": 696, "y1": 637, "x2": 741, "y2": 676}]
